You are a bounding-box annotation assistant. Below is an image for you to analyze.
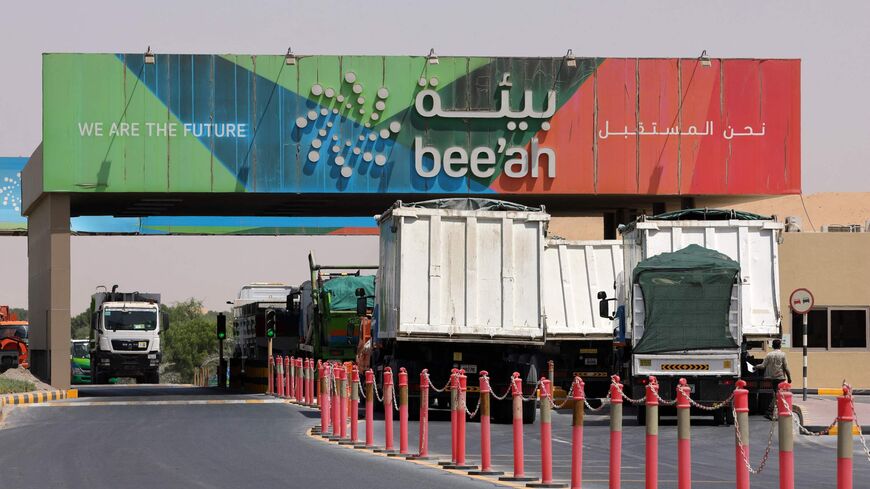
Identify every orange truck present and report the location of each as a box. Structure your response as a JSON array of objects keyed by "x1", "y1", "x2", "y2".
[{"x1": 0, "y1": 306, "x2": 29, "y2": 371}]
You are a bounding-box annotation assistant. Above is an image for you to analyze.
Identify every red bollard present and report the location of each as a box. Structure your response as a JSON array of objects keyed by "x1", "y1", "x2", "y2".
[
  {"x1": 348, "y1": 366, "x2": 361, "y2": 445},
  {"x1": 292, "y1": 357, "x2": 296, "y2": 398},
  {"x1": 330, "y1": 363, "x2": 342, "y2": 440},
  {"x1": 411, "y1": 369, "x2": 433, "y2": 460},
  {"x1": 339, "y1": 366, "x2": 349, "y2": 440},
  {"x1": 320, "y1": 363, "x2": 331, "y2": 437},
  {"x1": 285, "y1": 356, "x2": 292, "y2": 400},
  {"x1": 363, "y1": 369, "x2": 375, "y2": 449},
  {"x1": 289, "y1": 358, "x2": 296, "y2": 401},
  {"x1": 734, "y1": 380, "x2": 750, "y2": 489},
  {"x1": 448, "y1": 368, "x2": 459, "y2": 465},
  {"x1": 528, "y1": 378, "x2": 565, "y2": 488},
  {"x1": 267, "y1": 355, "x2": 274, "y2": 395},
  {"x1": 838, "y1": 385, "x2": 854, "y2": 489},
  {"x1": 439, "y1": 369, "x2": 459, "y2": 466},
  {"x1": 376, "y1": 367, "x2": 397, "y2": 453},
  {"x1": 470, "y1": 371, "x2": 502, "y2": 475},
  {"x1": 609, "y1": 376, "x2": 624, "y2": 489},
  {"x1": 571, "y1": 376, "x2": 585, "y2": 489},
  {"x1": 777, "y1": 382, "x2": 794, "y2": 489},
  {"x1": 306, "y1": 358, "x2": 314, "y2": 406},
  {"x1": 500, "y1": 372, "x2": 537, "y2": 482},
  {"x1": 394, "y1": 367, "x2": 409, "y2": 456},
  {"x1": 645, "y1": 376, "x2": 659, "y2": 489},
  {"x1": 275, "y1": 355, "x2": 284, "y2": 397},
  {"x1": 317, "y1": 360, "x2": 323, "y2": 408},
  {"x1": 296, "y1": 358, "x2": 304, "y2": 403},
  {"x1": 444, "y1": 370, "x2": 476, "y2": 470},
  {"x1": 676, "y1": 378, "x2": 691, "y2": 489}
]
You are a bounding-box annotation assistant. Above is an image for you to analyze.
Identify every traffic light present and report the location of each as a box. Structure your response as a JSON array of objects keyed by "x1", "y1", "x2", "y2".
[
  {"x1": 265, "y1": 309, "x2": 276, "y2": 338},
  {"x1": 216, "y1": 313, "x2": 226, "y2": 340}
]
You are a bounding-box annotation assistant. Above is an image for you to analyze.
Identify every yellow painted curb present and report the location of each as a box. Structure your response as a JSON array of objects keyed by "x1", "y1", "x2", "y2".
[
  {"x1": 828, "y1": 425, "x2": 861, "y2": 436},
  {"x1": 817, "y1": 388, "x2": 844, "y2": 397}
]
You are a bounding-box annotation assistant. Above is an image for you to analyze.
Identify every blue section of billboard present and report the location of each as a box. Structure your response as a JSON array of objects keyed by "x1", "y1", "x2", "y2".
[
  {"x1": 0, "y1": 157, "x2": 377, "y2": 235},
  {"x1": 117, "y1": 54, "x2": 494, "y2": 194},
  {"x1": 0, "y1": 157, "x2": 27, "y2": 231}
]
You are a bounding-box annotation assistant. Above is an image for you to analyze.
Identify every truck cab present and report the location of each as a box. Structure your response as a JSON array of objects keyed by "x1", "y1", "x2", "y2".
[
  {"x1": 70, "y1": 339, "x2": 91, "y2": 384},
  {"x1": 90, "y1": 290, "x2": 164, "y2": 384}
]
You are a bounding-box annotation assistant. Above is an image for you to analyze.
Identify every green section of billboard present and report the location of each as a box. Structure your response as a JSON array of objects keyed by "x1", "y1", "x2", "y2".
[{"x1": 43, "y1": 54, "x2": 242, "y2": 193}]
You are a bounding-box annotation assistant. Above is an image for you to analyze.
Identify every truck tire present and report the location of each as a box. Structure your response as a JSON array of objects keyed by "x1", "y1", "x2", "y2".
[
  {"x1": 523, "y1": 400, "x2": 536, "y2": 424},
  {"x1": 93, "y1": 370, "x2": 108, "y2": 385},
  {"x1": 145, "y1": 372, "x2": 160, "y2": 384},
  {"x1": 407, "y1": 397, "x2": 420, "y2": 421},
  {"x1": 491, "y1": 398, "x2": 537, "y2": 424}
]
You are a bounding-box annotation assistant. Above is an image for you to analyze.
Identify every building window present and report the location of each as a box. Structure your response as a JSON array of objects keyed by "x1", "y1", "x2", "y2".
[
  {"x1": 791, "y1": 308, "x2": 869, "y2": 349},
  {"x1": 831, "y1": 309, "x2": 868, "y2": 348},
  {"x1": 793, "y1": 309, "x2": 827, "y2": 348}
]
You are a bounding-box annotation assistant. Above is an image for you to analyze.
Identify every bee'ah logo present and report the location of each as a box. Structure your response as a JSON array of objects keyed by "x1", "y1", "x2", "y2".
[{"x1": 295, "y1": 72, "x2": 401, "y2": 179}]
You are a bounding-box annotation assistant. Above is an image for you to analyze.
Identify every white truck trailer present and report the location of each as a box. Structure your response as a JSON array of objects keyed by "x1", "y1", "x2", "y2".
[
  {"x1": 373, "y1": 198, "x2": 550, "y2": 422},
  {"x1": 598, "y1": 209, "x2": 783, "y2": 423},
  {"x1": 541, "y1": 239, "x2": 624, "y2": 399}
]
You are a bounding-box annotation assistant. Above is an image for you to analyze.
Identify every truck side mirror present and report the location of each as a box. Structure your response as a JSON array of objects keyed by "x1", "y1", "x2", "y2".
[
  {"x1": 161, "y1": 312, "x2": 170, "y2": 332},
  {"x1": 355, "y1": 287, "x2": 368, "y2": 316},
  {"x1": 597, "y1": 291, "x2": 616, "y2": 320}
]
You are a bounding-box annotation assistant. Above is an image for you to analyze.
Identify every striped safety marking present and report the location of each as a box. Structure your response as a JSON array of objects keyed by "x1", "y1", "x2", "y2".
[
  {"x1": 660, "y1": 364, "x2": 710, "y2": 371},
  {"x1": 0, "y1": 389, "x2": 78, "y2": 405}
]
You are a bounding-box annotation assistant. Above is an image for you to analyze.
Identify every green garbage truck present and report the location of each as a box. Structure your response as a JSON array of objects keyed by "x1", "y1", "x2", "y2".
[{"x1": 296, "y1": 252, "x2": 376, "y2": 363}]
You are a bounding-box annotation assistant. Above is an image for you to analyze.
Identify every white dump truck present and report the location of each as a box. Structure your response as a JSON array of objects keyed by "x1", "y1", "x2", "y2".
[
  {"x1": 90, "y1": 286, "x2": 166, "y2": 384},
  {"x1": 541, "y1": 239, "x2": 624, "y2": 399},
  {"x1": 373, "y1": 198, "x2": 550, "y2": 422},
  {"x1": 598, "y1": 209, "x2": 783, "y2": 423}
]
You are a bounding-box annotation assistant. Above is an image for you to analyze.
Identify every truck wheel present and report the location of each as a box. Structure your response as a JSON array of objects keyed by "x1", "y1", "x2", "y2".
[
  {"x1": 491, "y1": 399, "x2": 512, "y2": 424},
  {"x1": 407, "y1": 397, "x2": 421, "y2": 421},
  {"x1": 636, "y1": 406, "x2": 647, "y2": 426},
  {"x1": 94, "y1": 371, "x2": 108, "y2": 385},
  {"x1": 522, "y1": 400, "x2": 536, "y2": 424},
  {"x1": 145, "y1": 372, "x2": 160, "y2": 384}
]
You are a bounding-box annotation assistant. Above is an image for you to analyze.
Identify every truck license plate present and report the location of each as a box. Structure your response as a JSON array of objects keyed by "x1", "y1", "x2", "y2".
[{"x1": 460, "y1": 364, "x2": 477, "y2": 374}]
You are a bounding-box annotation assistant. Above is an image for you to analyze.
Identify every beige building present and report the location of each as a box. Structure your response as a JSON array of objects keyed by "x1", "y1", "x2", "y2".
[{"x1": 549, "y1": 192, "x2": 870, "y2": 388}]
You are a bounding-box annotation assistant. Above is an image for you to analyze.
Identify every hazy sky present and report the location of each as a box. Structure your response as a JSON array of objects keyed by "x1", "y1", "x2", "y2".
[
  {"x1": 2, "y1": 0, "x2": 870, "y2": 192},
  {"x1": 1, "y1": 235, "x2": 379, "y2": 312},
  {"x1": 1, "y1": 1, "x2": 869, "y2": 310}
]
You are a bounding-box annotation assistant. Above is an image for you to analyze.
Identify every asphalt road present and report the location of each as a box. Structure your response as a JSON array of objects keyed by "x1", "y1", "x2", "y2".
[
  {"x1": 0, "y1": 386, "x2": 493, "y2": 489},
  {"x1": 361, "y1": 402, "x2": 870, "y2": 489},
  {"x1": 1, "y1": 386, "x2": 868, "y2": 489}
]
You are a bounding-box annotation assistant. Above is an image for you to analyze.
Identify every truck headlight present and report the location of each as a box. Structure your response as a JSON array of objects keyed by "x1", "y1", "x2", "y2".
[
  {"x1": 148, "y1": 353, "x2": 157, "y2": 359},
  {"x1": 100, "y1": 358, "x2": 110, "y2": 365}
]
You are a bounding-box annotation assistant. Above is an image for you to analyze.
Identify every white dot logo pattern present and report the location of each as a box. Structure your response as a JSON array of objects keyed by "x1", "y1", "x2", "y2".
[{"x1": 300, "y1": 73, "x2": 403, "y2": 179}]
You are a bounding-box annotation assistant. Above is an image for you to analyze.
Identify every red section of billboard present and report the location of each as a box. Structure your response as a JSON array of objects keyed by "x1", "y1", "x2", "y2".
[{"x1": 491, "y1": 58, "x2": 800, "y2": 195}]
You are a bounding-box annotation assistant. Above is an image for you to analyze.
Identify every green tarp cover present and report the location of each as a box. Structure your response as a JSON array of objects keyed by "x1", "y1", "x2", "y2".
[
  {"x1": 647, "y1": 208, "x2": 772, "y2": 221},
  {"x1": 323, "y1": 275, "x2": 375, "y2": 311},
  {"x1": 633, "y1": 244, "x2": 739, "y2": 354}
]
